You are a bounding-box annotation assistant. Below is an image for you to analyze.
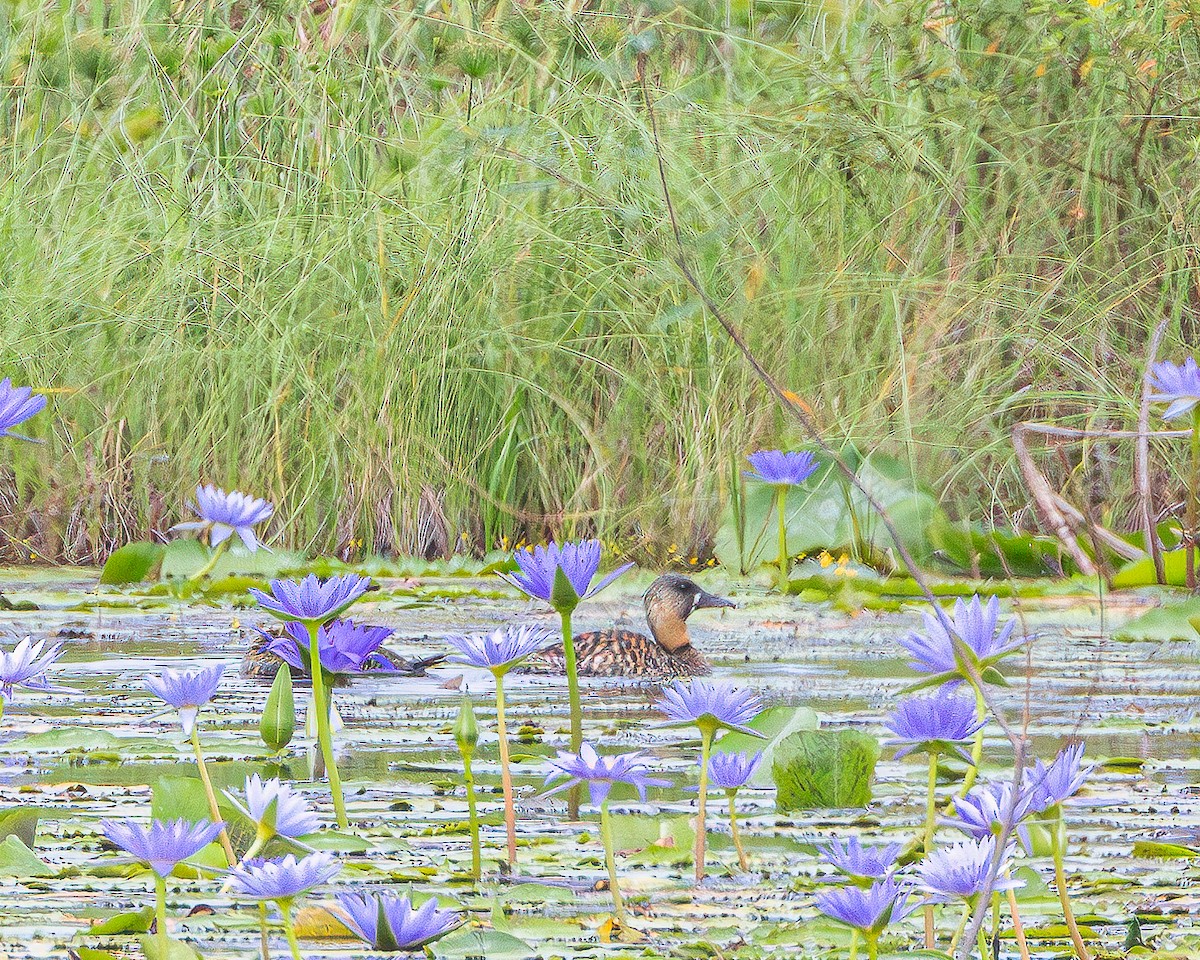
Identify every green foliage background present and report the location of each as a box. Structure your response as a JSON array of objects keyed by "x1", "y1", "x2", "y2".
[{"x1": 0, "y1": 0, "x2": 1196, "y2": 562}]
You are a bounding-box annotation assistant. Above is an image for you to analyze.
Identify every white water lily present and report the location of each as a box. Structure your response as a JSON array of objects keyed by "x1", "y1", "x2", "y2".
[{"x1": 0, "y1": 636, "x2": 63, "y2": 699}]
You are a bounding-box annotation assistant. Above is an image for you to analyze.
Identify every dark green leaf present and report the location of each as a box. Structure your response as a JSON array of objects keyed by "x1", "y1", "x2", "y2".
[{"x1": 99, "y1": 542, "x2": 164, "y2": 585}]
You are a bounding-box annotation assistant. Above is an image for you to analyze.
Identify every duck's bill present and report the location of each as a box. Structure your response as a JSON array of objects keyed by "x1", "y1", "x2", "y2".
[{"x1": 695, "y1": 589, "x2": 735, "y2": 610}]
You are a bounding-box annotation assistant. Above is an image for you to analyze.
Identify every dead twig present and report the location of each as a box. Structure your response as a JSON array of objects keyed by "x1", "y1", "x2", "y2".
[{"x1": 1013, "y1": 421, "x2": 1191, "y2": 574}]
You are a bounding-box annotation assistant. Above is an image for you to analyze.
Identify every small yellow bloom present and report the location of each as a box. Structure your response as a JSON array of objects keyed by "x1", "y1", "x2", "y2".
[{"x1": 819, "y1": 551, "x2": 833, "y2": 568}]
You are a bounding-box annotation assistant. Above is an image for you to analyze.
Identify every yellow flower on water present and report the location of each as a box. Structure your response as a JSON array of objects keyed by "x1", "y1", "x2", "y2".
[{"x1": 818, "y1": 551, "x2": 833, "y2": 568}]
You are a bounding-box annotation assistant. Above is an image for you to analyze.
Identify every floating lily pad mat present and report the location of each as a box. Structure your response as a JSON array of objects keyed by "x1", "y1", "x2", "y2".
[{"x1": 0, "y1": 571, "x2": 1198, "y2": 957}]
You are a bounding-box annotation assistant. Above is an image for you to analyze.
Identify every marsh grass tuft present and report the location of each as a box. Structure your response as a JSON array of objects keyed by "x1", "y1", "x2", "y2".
[{"x1": 1, "y1": 1, "x2": 1197, "y2": 561}]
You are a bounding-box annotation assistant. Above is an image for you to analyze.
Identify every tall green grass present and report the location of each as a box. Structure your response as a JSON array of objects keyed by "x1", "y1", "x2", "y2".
[{"x1": 0, "y1": 0, "x2": 1196, "y2": 563}]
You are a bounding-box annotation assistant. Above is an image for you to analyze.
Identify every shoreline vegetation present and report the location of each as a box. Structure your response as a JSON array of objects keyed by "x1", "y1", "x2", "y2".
[{"x1": 2, "y1": 2, "x2": 1198, "y2": 565}]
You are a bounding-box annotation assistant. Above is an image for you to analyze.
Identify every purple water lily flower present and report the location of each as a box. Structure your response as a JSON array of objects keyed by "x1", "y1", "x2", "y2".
[
  {"x1": 815, "y1": 836, "x2": 905, "y2": 883},
  {"x1": 656, "y1": 678, "x2": 764, "y2": 736},
  {"x1": 335, "y1": 892, "x2": 462, "y2": 951},
  {"x1": 707, "y1": 751, "x2": 763, "y2": 791},
  {"x1": 229, "y1": 852, "x2": 340, "y2": 901},
  {"x1": 744, "y1": 449, "x2": 819, "y2": 487},
  {"x1": 884, "y1": 689, "x2": 986, "y2": 762},
  {"x1": 173, "y1": 484, "x2": 274, "y2": 552},
  {"x1": 262, "y1": 619, "x2": 393, "y2": 676},
  {"x1": 0, "y1": 637, "x2": 63, "y2": 698},
  {"x1": 945, "y1": 780, "x2": 1036, "y2": 853},
  {"x1": 1149, "y1": 357, "x2": 1200, "y2": 420},
  {"x1": 543, "y1": 743, "x2": 670, "y2": 806},
  {"x1": 145, "y1": 665, "x2": 224, "y2": 736},
  {"x1": 1025, "y1": 743, "x2": 1091, "y2": 814},
  {"x1": 916, "y1": 837, "x2": 1023, "y2": 903},
  {"x1": 0, "y1": 378, "x2": 47, "y2": 440},
  {"x1": 815, "y1": 877, "x2": 914, "y2": 937},
  {"x1": 100, "y1": 818, "x2": 224, "y2": 877},
  {"x1": 249, "y1": 573, "x2": 373, "y2": 624},
  {"x1": 900, "y1": 594, "x2": 1022, "y2": 682},
  {"x1": 444, "y1": 624, "x2": 555, "y2": 673},
  {"x1": 498, "y1": 539, "x2": 633, "y2": 611},
  {"x1": 224, "y1": 775, "x2": 319, "y2": 840}
]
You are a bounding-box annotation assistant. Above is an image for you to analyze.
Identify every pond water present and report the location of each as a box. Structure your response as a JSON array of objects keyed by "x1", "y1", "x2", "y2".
[{"x1": 0, "y1": 568, "x2": 1198, "y2": 958}]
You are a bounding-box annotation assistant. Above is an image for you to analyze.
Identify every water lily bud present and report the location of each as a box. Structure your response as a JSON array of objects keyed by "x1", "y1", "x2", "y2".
[
  {"x1": 453, "y1": 696, "x2": 478, "y2": 755},
  {"x1": 260, "y1": 667, "x2": 295, "y2": 752}
]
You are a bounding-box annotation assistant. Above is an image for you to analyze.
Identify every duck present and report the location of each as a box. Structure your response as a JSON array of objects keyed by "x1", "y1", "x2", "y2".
[
  {"x1": 240, "y1": 630, "x2": 444, "y2": 683},
  {"x1": 522, "y1": 573, "x2": 735, "y2": 680}
]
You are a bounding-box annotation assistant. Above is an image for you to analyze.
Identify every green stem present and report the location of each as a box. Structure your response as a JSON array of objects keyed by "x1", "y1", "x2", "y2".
[
  {"x1": 775, "y1": 484, "x2": 789, "y2": 591},
  {"x1": 1053, "y1": 811, "x2": 1092, "y2": 960},
  {"x1": 947, "y1": 901, "x2": 971, "y2": 955},
  {"x1": 190, "y1": 725, "x2": 236, "y2": 867},
  {"x1": 305, "y1": 621, "x2": 348, "y2": 829},
  {"x1": 977, "y1": 926, "x2": 990, "y2": 960},
  {"x1": 154, "y1": 872, "x2": 169, "y2": 954},
  {"x1": 728, "y1": 790, "x2": 749, "y2": 871},
  {"x1": 865, "y1": 932, "x2": 878, "y2": 960},
  {"x1": 0, "y1": 693, "x2": 6, "y2": 726},
  {"x1": 694, "y1": 725, "x2": 715, "y2": 883},
  {"x1": 494, "y1": 671, "x2": 518, "y2": 868},
  {"x1": 258, "y1": 902, "x2": 271, "y2": 960},
  {"x1": 462, "y1": 751, "x2": 482, "y2": 881},
  {"x1": 849, "y1": 929, "x2": 859, "y2": 960},
  {"x1": 280, "y1": 900, "x2": 303, "y2": 960},
  {"x1": 959, "y1": 683, "x2": 987, "y2": 797},
  {"x1": 600, "y1": 799, "x2": 627, "y2": 925},
  {"x1": 1188, "y1": 407, "x2": 1199, "y2": 589},
  {"x1": 220, "y1": 832, "x2": 266, "y2": 893},
  {"x1": 188, "y1": 537, "x2": 230, "y2": 582},
  {"x1": 923, "y1": 749, "x2": 939, "y2": 948},
  {"x1": 560, "y1": 609, "x2": 583, "y2": 820}
]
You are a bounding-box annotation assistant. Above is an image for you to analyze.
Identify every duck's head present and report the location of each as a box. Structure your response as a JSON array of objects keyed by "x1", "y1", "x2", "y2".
[{"x1": 644, "y1": 574, "x2": 735, "y2": 653}]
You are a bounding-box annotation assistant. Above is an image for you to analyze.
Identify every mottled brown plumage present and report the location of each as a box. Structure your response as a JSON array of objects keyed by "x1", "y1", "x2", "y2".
[{"x1": 526, "y1": 573, "x2": 734, "y2": 680}]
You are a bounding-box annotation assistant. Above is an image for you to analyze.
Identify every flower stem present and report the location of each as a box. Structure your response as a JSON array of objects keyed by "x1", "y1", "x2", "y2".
[
  {"x1": 976, "y1": 926, "x2": 990, "y2": 960},
  {"x1": 959, "y1": 684, "x2": 988, "y2": 798},
  {"x1": 1006, "y1": 885, "x2": 1032, "y2": 960},
  {"x1": 462, "y1": 751, "x2": 482, "y2": 881},
  {"x1": 190, "y1": 725, "x2": 236, "y2": 867},
  {"x1": 559, "y1": 609, "x2": 583, "y2": 820},
  {"x1": 849, "y1": 929, "x2": 859, "y2": 960},
  {"x1": 923, "y1": 749, "x2": 939, "y2": 949},
  {"x1": 1188, "y1": 406, "x2": 1200, "y2": 589},
  {"x1": 280, "y1": 900, "x2": 303, "y2": 960},
  {"x1": 220, "y1": 833, "x2": 266, "y2": 893},
  {"x1": 154, "y1": 872, "x2": 169, "y2": 955},
  {"x1": 188, "y1": 537, "x2": 230, "y2": 583},
  {"x1": 1053, "y1": 811, "x2": 1092, "y2": 960},
  {"x1": 947, "y1": 901, "x2": 971, "y2": 955},
  {"x1": 600, "y1": 799, "x2": 628, "y2": 925},
  {"x1": 775, "y1": 484, "x2": 789, "y2": 591},
  {"x1": 258, "y1": 902, "x2": 271, "y2": 960},
  {"x1": 0, "y1": 693, "x2": 6, "y2": 726},
  {"x1": 728, "y1": 790, "x2": 749, "y2": 871},
  {"x1": 494, "y1": 671, "x2": 518, "y2": 868},
  {"x1": 865, "y1": 933, "x2": 878, "y2": 960},
  {"x1": 694, "y1": 725, "x2": 715, "y2": 883},
  {"x1": 305, "y1": 621, "x2": 348, "y2": 829}
]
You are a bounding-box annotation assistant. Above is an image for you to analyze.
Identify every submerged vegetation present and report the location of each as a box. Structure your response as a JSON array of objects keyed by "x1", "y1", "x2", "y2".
[{"x1": 3, "y1": 0, "x2": 1200, "y2": 562}]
